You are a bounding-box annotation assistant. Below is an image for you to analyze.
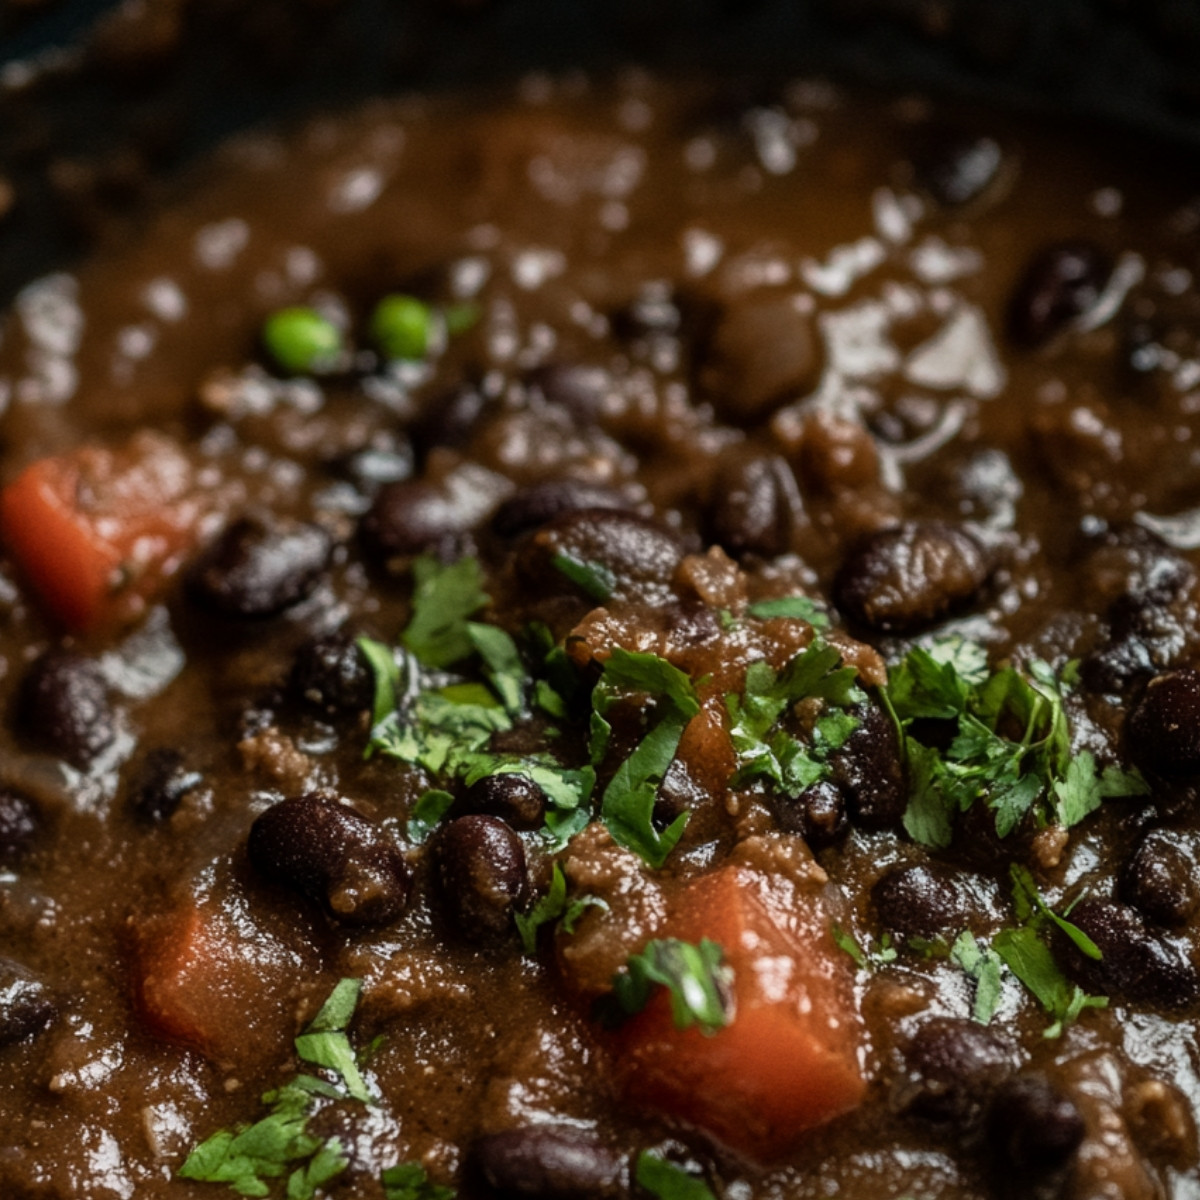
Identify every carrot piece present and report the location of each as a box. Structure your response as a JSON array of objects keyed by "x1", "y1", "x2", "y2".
[
  {"x1": 611, "y1": 866, "x2": 867, "y2": 1161},
  {"x1": 0, "y1": 433, "x2": 206, "y2": 632}
]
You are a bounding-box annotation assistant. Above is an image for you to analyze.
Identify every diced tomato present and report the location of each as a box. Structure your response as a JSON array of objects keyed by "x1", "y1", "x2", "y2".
[
  {"x1": 610, "y1": 865, "x2": 867, "y2": 1161},
  {"x1": 133, "y1": 897, "x2": 311, "y2": 1066},
  {"x1": 0, "y1": 433, "x2": 208, "y2": 632}
]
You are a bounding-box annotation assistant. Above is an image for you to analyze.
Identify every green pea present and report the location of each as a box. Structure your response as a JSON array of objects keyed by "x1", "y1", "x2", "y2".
[
  {"x1": 262, "y1": 307, "x2": 343, "y2": 375},
  {"x1": 370, "y1": 294, "x2": 433, "y2": 362}
]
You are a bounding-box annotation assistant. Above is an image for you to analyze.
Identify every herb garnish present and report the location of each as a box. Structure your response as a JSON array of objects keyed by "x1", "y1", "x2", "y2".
[
  {"x1": 590, "y1": 648, "x2": 701, "y2": 869},
  {"x1": 552, "y1": 551, "x2": 617, "y2": 602},
  {"x1": 599, "y1": 938, "x2": 733, "y2": 1035},
  {"x1": 635, "y1": 1151, "x2": 717, "y2": 1200},
  {"x1": 726, "y1": 639, "x2": 865, "y2": 798},
  {"x1": 886, "y1": 637, "x2": 1150, "y2": 848},
  {"x1": 746, "y1": 595, "x2": 830, "y2": 627},
  {"x1": 832, "y1": 924, "x2": 898, "y2": 971},
  {"x1": 381, "y1": 1162, "x2": 455, "y2": 1200},
  {"x1": 950, "y1": 930, "x2": 1004, "y2": 1024},
  {"x1": 513, "y1": 861, "x2": 608, "y2": 955},
  {"x1": 179, "y1": 979, "x2": 372, "y2": 1197}
]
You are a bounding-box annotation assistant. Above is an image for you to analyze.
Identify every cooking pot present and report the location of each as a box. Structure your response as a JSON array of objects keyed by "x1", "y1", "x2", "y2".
[{"x1": 0, "y1": 0, "x2": 1198, "y2": 306}]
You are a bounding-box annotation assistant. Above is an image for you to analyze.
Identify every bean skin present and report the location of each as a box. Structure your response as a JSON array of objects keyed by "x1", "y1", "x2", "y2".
[
  {"x1": 912, "y1": 130, "x2": 1006, "y2": 210},
  {"x1": 986, "y1": 1074, "x2": 1085, "y2": 1173},
  {"x1": 248, "y1": 794, "x2": 410, "y2": 927},
  {"x1": 774, "y1": 779, "x2": 848, "y2": 849},
  {"x1": 492, "y1": 480, "x2": 629, "y2": 539},
  {"x1": 834, "y1": 521, "x2": 991, "y2": 634},
  {"x1": 1008, "y1": 240, "x2": 1113, "y2": 348},
  {"x1": 830, "y1": 704, "x2": 907, "y2": 830},
  {"x1": 0, "y1": 789, "x2": 39, "y2": 863},
  {"x1": 433, "y1": 815, "x2": 527, "y2": 944},
  {"x1": 19, "y1": 650, "x2": 117, "y2": 769},
  {"x1": 470, "y1": 1125, "x2": 624, "y2": 1199},
  {"x1": 0, "y1": 958, "x2": 56, "y2": 1048},
  {"x1": 459, "y1": 774, "x2": 548, "y2": 832},
  {"x1": 706, "y1": 451, "x2": 798, "y2": 559},
  {"x1": 897, "y1": 1017, "x2": 1016, "y2": 1127},
  {"x1": 872, "y1": 863, "x2": 966, "y2": 940},
  {"x1": 1120, "y1": 831, "x2": 1198, "y2": 927},
  {"x1": 288, "y1": 631, "x2": 374, "y2": 718},
  {"x1": 130, "y1": 748, "x2": 202, "y2": 824},
  {"x1": 525, "y1": 363, "x2": 615, "y2": 425},
  {"x1": 188, "y1": 514, "x2": 331, "y2": 618},
  {"x1": 1126, "y1": 669, "x2": 1200, "y2": 779}
]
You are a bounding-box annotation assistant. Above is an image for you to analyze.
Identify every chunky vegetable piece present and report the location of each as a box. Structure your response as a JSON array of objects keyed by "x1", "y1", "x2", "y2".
[
  {"x1": 0, "y1": 433, "x2": 207, "y2": 631},
  {"x1": 610, "y1": 866, "x2": 866, "y2": 1160}
]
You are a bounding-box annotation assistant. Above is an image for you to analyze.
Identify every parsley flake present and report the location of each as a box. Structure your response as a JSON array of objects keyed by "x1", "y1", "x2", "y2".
[
  {"x1": 600, "y1": 938, "x2": 734, "y2": 1035},
  {"x1": 402, "y1": 555, "x2": 489, "y2": 669},
  {"x1": 513, "y1": 861, "x2": 608, "y2": 954},
  {"x1": 747, "y1": 595, "x2": 831, "y2": 627},
  {"x1": 551, "y1": 552, "x2": 616, "y2": 601},
  {"x1": 381, "y1": 1162, "x2": 455, "y2": 1200},
  {"x1": 635, "y1": 1152, "x2": 717, "y2": 1200},
  {"x1": 950, "y1": 930, "x2": 1004, "y2": 1024}
]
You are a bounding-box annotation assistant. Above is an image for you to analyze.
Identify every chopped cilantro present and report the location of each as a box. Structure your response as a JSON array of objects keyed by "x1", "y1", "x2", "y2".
[
  {"x1": 601, "y1": 938, "x2": 733, "y2": 1035},
  {"x1": 993, "y1": 926, "x2": 1107, "y2": 1039},
  {"x1": 402, "y1": 555, "x2": 489, "y2": 669},
  {"x1": 381, "y1": 1162, "x2": 455, "y2": 1200},
  {"x1": 179, "y1": 979, "x2": 371, "y2": 1197},
  {"x1": 635, "y1": 1152, "x2": 717, "y2": 1200},
  {"x1": 407, "y1": 790, "x2": 456, "y2": 844},
  {"x1": 950, "y1": 930, "x2": 1004, "y2": 1024},
  {"x1": 887, "y1": 639, "x2": 1150, "y2": 847},
  {"x1": 466, "y1": 622, "x2": 526, "y2": 715},
  {"x1": 747, "y1": 595, "x2": 830, "y2": 628},
  {"x1": 831, "y1": 924, "x2": 897, "y2": 971},
  {"x1": 551, "y1": 552, "x2": 616, "y2": 602},
  {"x1": 513, "y1": 861, "x2": 608, "y2": 954}
]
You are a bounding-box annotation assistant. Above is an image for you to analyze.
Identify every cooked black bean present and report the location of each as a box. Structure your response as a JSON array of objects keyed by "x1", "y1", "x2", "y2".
[
  {"x1": 872, "y1": 864, "x2": 966, "y2": 940},
  {"x1": 911, "y1": 131, "x2": 1006, "y2": 210},
  {"x1": 0, "y1": 789, "x2": 39, "y2": 863},
  {"x1": 526, "y1": 363, "x2": 615, "y2": 425},
  {"x1": 470, "y1": 1125, "x2": 624, "y2": 1199},
  {"x1": 188, "y1": 514, "x2": 332, "y2": 618},
  {"x1": 518, "y1": 508, "x2": 684, "y2": 604},
  {"x1": 248, "y1": 794, "x2": 410, "y2": 927},
  {"x1": 1080, "y1": 525, "x2": 1193, "y2": 610},
  {"x1": 288, "y1": 631, "x2": 374, "y2": 717},
  {"x1": 1056, "y1": 898, "x2": 1199, "y2": 1009},
  {"x1": 0, "y1": 959, "x2": 56, "y2": 1048},
  {"x1": 1120, "y1": 831, "x2": 1198, "y2": 927},
  {"x1": 834, "y1": 521, "x2": 991, "y2": 634},
  {"x1": 130, "y1": 748, "x2": 202, "y2": 824},
  {"x1": 460, "y1": 774, "x2": 547, "y2": 831},
  {"x1": 1126, "y1": 669, "x2": 1200, "y2": 779},
  {"x1": 433, "y1": 814, "x2": 527, "y2": 944},
  {"x1": 665, "y1": 601, "x2": 722, "y2": 647},
  {"x1": 831, "y1": 704, "x2": 907, "y2": 830},
  {"x1": 492, "y1": 480, "x2": 630, "y2": 539},
  {"x1": 775, "y1": 779, "x2": 848, "y2": 849},
  {"x1": 986, "y1": 1075, "x2": 1085, "y2": 1172},
  {"x1": 19, "y1": 650, "x2": 116, "y2": 770},
  {"x1": 706, "y1": 451, "x2": 798, "y2": 558},
  {"x1": 413, "y1": 381, "x2": 490, "y2": 451},
  {"x1": 700, "y1": 293, "x2": 821, "y2": 424},
  {"x1": 360, "y1": 478, "x2": 479, "y2": 560},
  {"x1": 1008, "y1": 240, "x2": 1114, "y2": 348},
  {"x1": 1079, "y1": 636, "x2": 1157, "y2": 695},
  {"x1": 897, "y1": 1017, "x2": 1016, "y2": 1126}
]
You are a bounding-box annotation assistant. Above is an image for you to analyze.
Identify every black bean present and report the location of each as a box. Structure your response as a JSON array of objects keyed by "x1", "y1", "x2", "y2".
[
  {"x1": 872, "y1": 864, "x2": 966, "y2": 940},
  {"x1": 665, "y1": 601, "x2": 722, "y2": 648},
  {"x1": 460, "y1": 775, "x2": 547, "y2": 832},
  {"x1": 18, "y1": 650, "x2": 116, "y2": 769},
  {"x1": 248, "y1": 794, "x2": 410, "y2": 927},
  {"x1": 699, "y1": 294, "x2": 821, "y2": 424},
  {"x1": 0, "y1": 789, "x2": 39, "y2": 864},
  {"x1": 288, "y1": 632, "x2": 374, "y2": 718},
  {"x1": 470, "y1": 1125, "x2": 624, "y2": 1199},
  {"x1": 1121, "y1": 831, "x2": 1198, "y2": 927},
  {"x1": 1126, "y1": 669, "x2": 1200, "y2": 779},
  {"x1": 834, "y1": 521, "x2": 991, "y2": 634},
  {"x1": 1056, "y1": 898, "x2": 1199, "y2": 1010},
  {"x1": 831, "y1": 704, "x2": 907, "y2": 830},
  {"x1": 986, "y1": 1075, "x2": 1085, "y2": 1173},
  {"x1": 413, "y1": 382, "x2": 490, "y2": 451},
  {"x1": 897, "y1": 1017, "x2": 1016, "y2": 1126},
  {"x1": 360, "y1": 478, "x2": 481, "y2": 560},
  {"x1": 774, "y1": 779, "x2": 848, "y2": 849},
  {"x1": 706, "y1": 451, "x2": 798, "y2": 559},
  {"x1": 1079, "y1": 637, "x2": 1157, "y2": 696},
  {"x1": 1008, "y1": 240, "x2": 1114, "y2": 348},
  {"x1": 0, "y1": 958, "x2": 55, "y2": 1048},
  {"x1": 433, "y1": 815, "x2": 526, "y2": 944},
  {"x1": 1081, "y1": 525, "x2": 1193, "y2": 610},
  {"x1": 492, "y1": 480, "x2": 630, "y2": 539},
  {"x1": 130, "y1": 748, "x2": 202, "y2": 824},
  {"x1": 526, "y1": 364, "x2": 615, "y2": 425},
  {"x1": 188, "y1": 515, "x2": 331, "y2": 618},
  {"x1": 518, "y1": 509, "x2": 684, "y2": 605},
  {"x1": 912, "y1": 131, "x2": 1006, "y2": 210}
]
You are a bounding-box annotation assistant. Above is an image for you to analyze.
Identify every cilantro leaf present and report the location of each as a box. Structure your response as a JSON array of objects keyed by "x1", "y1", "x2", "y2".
[
  {"x1": 381, "y1": 1162, "x2": 454, "y2": 1200},
  {"x1": 635, "y1": 1152, "x2": 717, "y2": 1200},
  {"x1": 747, "y1": 595, "x2": 830, "y2": 627},
  {"x1": 293, "y1": 979, "x2": 373, "y2": 1104},
  {"x1": 402, "y1": 555, "x2": 489, "y2": 668},
  {"x1": 551, "y1": 552, "x2": 615, "y2": 601},
  {"x1": 902, "y1": 741, "x2": 955, "y2": 850},
  {"x1": 603, "y1": 938, "x2": 734, "y2": 1035},
  {"x1": 466, "y1": 622, "x2": 525, "y2": 714},
  {"x1": 599, "y1": 648, "x2": 702, "y2": 718},
  {"x1": 407, "y1": 789, "x2": 456, "y2": 844},
  {"x1": 513, "y1": 861, "x2": 607, "y2": 954},
  {"x1": 993, "y1": 926, "x2": 1107, "y2": 1038},
  {"x1": 832, "y1": 923, "x2": 897, "y2": 970},
  {"x1": 950, "y1": 930, "x2": 1004, "y2": 1024}
]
